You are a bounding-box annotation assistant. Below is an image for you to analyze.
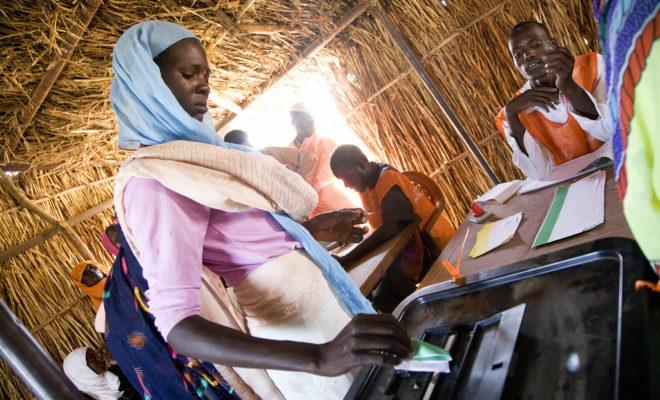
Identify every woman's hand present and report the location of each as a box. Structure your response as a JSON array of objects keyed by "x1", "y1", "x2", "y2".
[
  {"x1": 303, "y1": 208, "x2": 369, "y2": 244},
  {"x1": 315, "y1": 313, "x2": 412, "y2": 376}
]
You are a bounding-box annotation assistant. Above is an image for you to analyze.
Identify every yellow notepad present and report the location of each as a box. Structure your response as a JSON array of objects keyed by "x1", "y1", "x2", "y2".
[{"x1": 469, "y1": 212, "x2": 522, "y2": 258}]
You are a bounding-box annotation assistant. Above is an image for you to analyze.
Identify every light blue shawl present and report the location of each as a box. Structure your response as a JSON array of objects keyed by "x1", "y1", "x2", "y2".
[{"x1": 110, "y1": 21, "x2": 375, "y2": 315}]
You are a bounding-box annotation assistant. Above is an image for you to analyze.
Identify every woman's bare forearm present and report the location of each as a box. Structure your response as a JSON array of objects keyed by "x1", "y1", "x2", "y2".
[{"x1": 168, "y1": 316, "x2": 320, "y2": 373}]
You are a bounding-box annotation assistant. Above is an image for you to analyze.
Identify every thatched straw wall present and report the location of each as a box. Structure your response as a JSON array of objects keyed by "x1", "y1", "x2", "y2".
[
  {"x1": 1, "y1": 0, "x2": 596, "y2": 398},
  {"x1": 322, "y1": 0, "x2": 597, "y2": 226}
]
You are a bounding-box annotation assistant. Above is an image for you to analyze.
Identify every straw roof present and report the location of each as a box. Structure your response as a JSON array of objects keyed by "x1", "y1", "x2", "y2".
[{"x1": 0, "y1": 0, "x2": 596, "y2": 397}]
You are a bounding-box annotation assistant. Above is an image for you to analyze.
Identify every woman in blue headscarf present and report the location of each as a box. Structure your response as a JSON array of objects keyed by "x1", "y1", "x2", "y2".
[{"x1": 104, "y1": 20, "x2": 411, "y2": 400}]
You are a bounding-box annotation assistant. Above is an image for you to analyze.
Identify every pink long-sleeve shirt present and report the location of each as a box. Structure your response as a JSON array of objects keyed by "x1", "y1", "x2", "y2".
[{"x1": 122, "y1": 177, "x2": 301, "y2": 339}]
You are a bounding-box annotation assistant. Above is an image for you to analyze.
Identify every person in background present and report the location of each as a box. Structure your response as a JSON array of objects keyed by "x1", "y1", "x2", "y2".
[
  {"x1": 263, "y1": 102, "x2": 355, "y2": 217},
  {"x1": 71, "y1": 261, "x2": 106, "y2": 312},
  {"x1": 330, "y1": 144, "x2": 455, "y2": 312},
  {"x1": 495, "y1": 21, "x2": 612, "y2": 180},
  {"x1": 224, "y1": 129, "x2": 251, "y2": 146},
  {"x1": 592, "y1": 1, "x2": 660, "y2": 279},
  {"x1": 102, "y1": 224, "x2": 120, "y2": 257},
  {"x1": 63, "y1": 346, "x2": 139, "y2": 400}
]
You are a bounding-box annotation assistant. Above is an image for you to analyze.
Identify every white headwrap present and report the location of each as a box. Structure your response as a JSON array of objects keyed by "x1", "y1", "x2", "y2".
[
  {"x1": 62, "y1": 347, "x2": 123, "y2": 400},
  {"x1": 290, "y1": 101, "x2": 313, "y2": 115}
]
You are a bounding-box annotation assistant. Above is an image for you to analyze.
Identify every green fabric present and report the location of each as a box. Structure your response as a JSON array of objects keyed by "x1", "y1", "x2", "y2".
[
  {"x1": 533, "y1": 184, "x2": 570, "y2": 247},
  {"x1": 623, "y1": 41, "x2": 660, "y2": 265},
  {"x1": 411, "y1": 339, "x2": 451, "y2": 362}
]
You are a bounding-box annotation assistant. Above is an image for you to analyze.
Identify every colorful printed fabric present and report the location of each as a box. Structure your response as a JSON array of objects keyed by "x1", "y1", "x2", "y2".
[
  {"x1": 594, "y1": 0, "x2": 660, "y2": 272},
  {"x1": 103, "y1": 227, "x2": 240, "y2": 399}
]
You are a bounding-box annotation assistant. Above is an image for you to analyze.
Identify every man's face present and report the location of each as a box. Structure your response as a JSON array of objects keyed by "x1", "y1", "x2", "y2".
[
  {"x1": 509, "y1": 25, "x2": 557, "y2": 83},
  {"x1": 334, "y1": 163, "x2": 368, "y2": 192},
  {"x1": 81, "y1": 264, "x2": 105, "y2": 287},
  {"x1": 156, "y1": 38, "x2": 211, "y2": 122},
  {"x1": 290, "y1": 111, "x2": 314, "y2": 139}
]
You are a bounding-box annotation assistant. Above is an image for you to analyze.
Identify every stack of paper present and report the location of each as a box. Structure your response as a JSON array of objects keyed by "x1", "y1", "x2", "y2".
[
  {"x1": 519, "y1": 141, "x2": 613, "y2": 194},
  {"x1": 395, "y1": 339, "x2": 452, "y2": 373},
  {"x1": 532, "y1": 170, "x2": 606, "y2": 247},
  {"x1": 468, "y1": 212, "x2": 523, "y2": 258},
  {"x1": 476, "y1": 180, "x2": 524, "y2": 204}
]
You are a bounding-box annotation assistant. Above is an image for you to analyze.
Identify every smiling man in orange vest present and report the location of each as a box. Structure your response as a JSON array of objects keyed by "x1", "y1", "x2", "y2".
[{"x1": 495, "y1": 21, "x2": 613, "y2": 179}]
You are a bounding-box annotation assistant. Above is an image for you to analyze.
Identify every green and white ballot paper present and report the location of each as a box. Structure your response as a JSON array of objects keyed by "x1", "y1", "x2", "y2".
[
  {"x1": 395, "y1": 339, "x2": 452, "y2": 373},
  {"x1": 533, "y1": 170, "x2": 606, "y2": 247}
]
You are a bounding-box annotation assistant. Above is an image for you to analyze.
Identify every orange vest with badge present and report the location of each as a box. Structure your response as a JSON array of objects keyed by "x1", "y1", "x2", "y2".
[
  {"x1": 360, "y1": 169, "x2": 454, "y2": 281},
  {"x1": 495, "y1": 52, "x2": 603, "y2": 166}
]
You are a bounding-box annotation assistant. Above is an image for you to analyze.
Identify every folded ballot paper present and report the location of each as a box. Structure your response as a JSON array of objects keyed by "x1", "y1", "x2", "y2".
[
  {"x1": 469, "y1": 212, "x2": 523, "y2": 258},
  {"x1": 395, "y1": 339, "x2": 452, "y2": 373}
]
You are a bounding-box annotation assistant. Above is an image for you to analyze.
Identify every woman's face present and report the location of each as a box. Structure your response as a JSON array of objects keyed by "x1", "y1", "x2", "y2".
[{"x1": 155, "y1": 38, "x2": 211, "y2": 122}]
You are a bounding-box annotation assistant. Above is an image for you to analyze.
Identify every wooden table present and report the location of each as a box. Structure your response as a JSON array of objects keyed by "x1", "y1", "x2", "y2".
[
  {"x1": 419, "y1": 168, "x2": 634, "y2": 289},
  {"x1": 346, "y1": 224, "x2": 417, "y2": 295}
]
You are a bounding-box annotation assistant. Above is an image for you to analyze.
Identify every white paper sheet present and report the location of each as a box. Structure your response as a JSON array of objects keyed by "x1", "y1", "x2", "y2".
[
  {"x1": 394, "y1": 360, "x2": 450, "y2": 373},
  {"x1": 520, "y1": 141, "x2": 613, "y2": 194},
  {"x1": 476, "y1": 180, "x2": 524, "y2": 203},
  {"x1": 533, "y1": 170, "x2": 606, "y2": 247}
]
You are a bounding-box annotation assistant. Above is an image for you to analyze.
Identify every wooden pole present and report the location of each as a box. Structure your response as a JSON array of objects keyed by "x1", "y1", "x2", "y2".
[
  {"x1": 0, "y1": 174, "x2": 98, "y2": 262},
  {"x1": 1, "y1": 176, "x2": 114, "y2": 216},
  {"x1": 0, "y1": 199, "x2": 113, "y2": 265},
  {"x1": 343, "y1": 2, "x2": 508, "y2": 122},
  {"x1": 5, "y1": 0, "x2": 102, "y2": 156},
  {"x1": 374, "y1": 8, "x2": 500, "y2": 185},
  {"x1": 0, "y1": 160, "x2": 120, "y2": 174},
  {"x1": 218, "y1": 0, "x2": 376, "y2": 130}
]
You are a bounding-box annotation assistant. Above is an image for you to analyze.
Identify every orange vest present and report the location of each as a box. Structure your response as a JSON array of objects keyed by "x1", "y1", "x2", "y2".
[
  {"x1": 360, "y1": 169, "x2": 454, "y2": 281},
  {"x1": 495, "y1": 52, "x2": 603, "y2": 166}
]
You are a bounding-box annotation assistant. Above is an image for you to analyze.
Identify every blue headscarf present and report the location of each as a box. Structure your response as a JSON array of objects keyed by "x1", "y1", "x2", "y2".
[
  {"x1": 111, "y1": 21, "x2": 222, "y2": 150},
  {"x1": 110, "y1": 20, "x2": 374, "y2": 315}
]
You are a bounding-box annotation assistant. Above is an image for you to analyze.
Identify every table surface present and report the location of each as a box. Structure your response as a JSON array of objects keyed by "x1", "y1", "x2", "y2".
[
  {"x1": 346, "y1": 224, "x2": 417, "y2": 295},
  {"x1": 418, "y1": 168, "x2": 634, "y2": 289}
]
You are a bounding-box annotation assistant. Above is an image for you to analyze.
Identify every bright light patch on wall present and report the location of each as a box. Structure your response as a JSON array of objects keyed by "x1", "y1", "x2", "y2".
[
  {"x1": 222, "y1": 72, "x2": 372, "y2": 155},
  {"x1": 220, "y1": 72, "x2": 374, "y2": 206}
]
